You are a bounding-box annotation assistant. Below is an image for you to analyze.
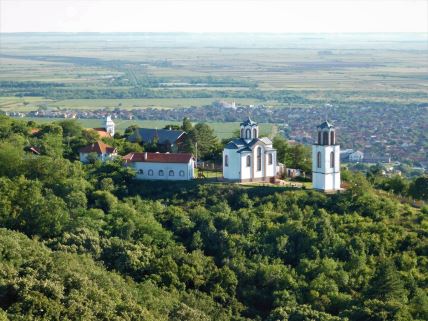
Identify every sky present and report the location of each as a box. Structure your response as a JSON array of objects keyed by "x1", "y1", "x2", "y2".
[{"x1": 1, "y1": 0, "x2": 427, "y2": 33}]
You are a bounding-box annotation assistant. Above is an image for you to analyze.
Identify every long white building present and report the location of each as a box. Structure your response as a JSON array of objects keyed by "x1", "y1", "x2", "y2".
[
  {"x1": 223, "y1": 118, "x2": 277, "y2": 182},
  {"x1": 123, "y1": 152, "x2": 195, "y2": 180}
]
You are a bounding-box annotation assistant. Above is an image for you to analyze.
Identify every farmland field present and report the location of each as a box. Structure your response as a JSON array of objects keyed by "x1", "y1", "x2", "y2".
[{"x1": 1, "y1": 33, "x2": 427, "y2": 112}]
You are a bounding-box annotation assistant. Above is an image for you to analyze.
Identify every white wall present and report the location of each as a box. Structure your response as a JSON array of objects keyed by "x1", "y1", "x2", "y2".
[
  {"x1": 223, "y1": 146, "x2": 277, "y2": 181},
  {"x1": 223, "y1": 149, "x2": 241, "y2": 180},
  {"x1": 132, "y1": 160, "x2": 194, "y2": 180},
  {"x1": 312, "y1": 145, "x2": 341, "y2": 191},
  {"x1": 240, "y1": 152, "x2": 252, "y2": 179},
  {"x1": 265, "y1": 152, "x2": 276, "y2": 177}
]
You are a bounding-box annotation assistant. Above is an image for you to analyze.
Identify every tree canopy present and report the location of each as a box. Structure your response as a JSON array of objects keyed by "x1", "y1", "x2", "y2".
[{"x1": 0, "y1": 115, "x2": 426, "y2": 320}]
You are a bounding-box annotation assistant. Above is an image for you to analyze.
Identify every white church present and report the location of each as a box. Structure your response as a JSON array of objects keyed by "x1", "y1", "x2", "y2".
[
  {"x1": 312, "y1": 121, "x2": 341, "y2": 191},
  {"x1": 222, "y1": 118, "x2": 277, "y2": 182}
]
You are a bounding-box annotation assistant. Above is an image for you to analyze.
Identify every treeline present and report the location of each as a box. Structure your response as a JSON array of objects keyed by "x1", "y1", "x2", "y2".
[{"x1": 0, "y1": 115, "x2": 427, "y2": 320}]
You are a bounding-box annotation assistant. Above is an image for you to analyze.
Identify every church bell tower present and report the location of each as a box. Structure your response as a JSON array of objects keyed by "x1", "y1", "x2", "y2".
[
  {"x1": 105, "y1": 115, "x2": 115, "y2": 137},
  {"x1": 240, "y1": 117, "x2": 258, "y2": 143},
  {"x1": 312, "y1": 121, "x2": 341, "y2": 191}
]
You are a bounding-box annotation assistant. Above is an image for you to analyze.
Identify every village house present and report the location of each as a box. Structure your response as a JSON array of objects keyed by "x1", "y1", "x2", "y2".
[
  {"x1": 79, "y1": 141, "x2": 118, "y2": 163},
  {"x1": 127, "y1": 128, "x2": 186, "y2": 152},
  {"x1": 123, "y1": 152, "x2": 195, "y2": 181}
]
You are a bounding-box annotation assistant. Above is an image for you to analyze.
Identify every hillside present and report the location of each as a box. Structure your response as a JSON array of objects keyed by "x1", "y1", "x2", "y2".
[{"x1": 0, "y1": 115, "x2": 427, "y2": 320}]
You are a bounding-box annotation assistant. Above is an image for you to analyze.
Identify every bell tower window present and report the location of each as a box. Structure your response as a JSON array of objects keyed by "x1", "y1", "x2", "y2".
[
  {"x1": 330, "y1": 151, "x2": 335, "y2": 168},
  {"x1": 253, "y1": 128, "x2": 257, "y2": 138},
  {"x1": 323, "y1": 132, "x2": 329, "y2": 145},
  {"x1": 317, "y1": 151, "x2": 321, "y2": 168},
  {"x1": 246, "y1": 129, "x2": 251, "y2": 139},
  {"x1": 318, "y1": 131, "x2": 321, "y2": 145}
]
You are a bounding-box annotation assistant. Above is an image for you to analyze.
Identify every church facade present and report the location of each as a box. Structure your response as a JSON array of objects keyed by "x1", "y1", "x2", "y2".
[{"x1": 223, "y1": 118, "x2": 277, "y2": 182}]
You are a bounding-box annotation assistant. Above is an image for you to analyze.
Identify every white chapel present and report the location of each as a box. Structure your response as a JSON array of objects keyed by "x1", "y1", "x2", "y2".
[
  {"x1": 223, "y1": 118, "x2": 277, "y2": 182},
  {"x1": 312, "y1": 121, "x2": 341, "y2": 191}
]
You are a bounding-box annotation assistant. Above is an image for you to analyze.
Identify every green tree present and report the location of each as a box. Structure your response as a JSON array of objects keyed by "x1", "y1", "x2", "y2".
[
  {"x1": 408, "y1": 176, "x2": 428, "y2": 200},
  {"x1": 366, "y1": 260, "x2": 407, "y2": 302}
]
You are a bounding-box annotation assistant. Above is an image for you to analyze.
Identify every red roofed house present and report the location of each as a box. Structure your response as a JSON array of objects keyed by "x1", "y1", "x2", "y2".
[
  {"x1": 123, "y1": 152, "x2": 195, "y2": 180},
  {"x1": 79, "y1": 141, "x2": 118, "y2": 163}
]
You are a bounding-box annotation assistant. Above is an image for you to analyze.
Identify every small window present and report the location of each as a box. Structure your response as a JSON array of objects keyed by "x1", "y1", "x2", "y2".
[
  {"x1": 179, "y1": 170, "x2": 185, "y2": 177},
  {"x1": 330, "y1": 151, "x2": 335, "y2": 168},
  {"x1": 253, "y1": 128, "x2": 257, "y2": 138},
  {"x1": 268, "y1": 153, "x2": 273, "y2": 165},
  {"x1": 240, "y1": 128, "x2": 244, "y2": 138},
  {"x1": 257, "y1": 147, "x2": 262, "y2": 171},
  {"x1": 330, "y1": 131, "x2": 335, "y2": 145},
  {"x1": 246, "y1": 128, "x2": 251, "y2": 139},
  {"x1": 318, "y1": 131, "x2": 321, "y2": 145},
  {"x1": 138, "y1": 169, "x2": 144, "y2": 175},
  {"x1": 148, "y1": 169, "x2": 153, "y2": 176},
  {"x1": 159, "y1": 170, "x2": 164, "y2": 176},
  {"x1": 246, "y1": 155, "x2": 251, "y2": 167},
  {"x1": 169, "y1": 170, "x2": 174, "y2": 176},
  {"x1": 317, "y1": 152, "x2": 321, "y2": 168},
  {"x1": 224, "y1": 155, "x2": 229, "y2": 167}
]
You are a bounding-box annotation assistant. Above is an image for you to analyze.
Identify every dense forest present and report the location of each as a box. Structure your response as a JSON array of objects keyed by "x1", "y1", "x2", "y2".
[{"x1": 0, "y1": 115, "x2": 427, "y2": 321}]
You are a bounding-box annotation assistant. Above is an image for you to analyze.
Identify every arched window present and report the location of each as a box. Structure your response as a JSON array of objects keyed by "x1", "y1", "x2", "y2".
[
  {"x1": 240, "y1": 128, "x2": 244, "y2": 138},
  {"x1": 159, "y1": 170, "x2": 164, "y2": 176},
  {"x1": 253, "y1": 128, "x2": 257, "y2": 138},
  {"x1": 224, "y1": 155, "x2": 229, "y2": 167},
  {"x1": 169, "y1": 170, "x2": 174, "y2": 176},
  {"x1": 330, "y1": 131, "x2": 335, "y2": 145},
  {"x1": 179, "y1": 170, "x2": 185, "y2": 177},
  {"x1": 318, "y1": 131, "x2": 321, "y2": 145},
  {"x1": 257, "y1": 147, "x2": 262, "y2": 171},
  {"x1": 246, "y1": 155, "x2": 251, "y2": 167},
  {"x1": 148, "y1": 169, "x2": 153, "y2": 176},
  {"x1": 323, "y1": 132, "x2": 329, "y2": 145},
  {"x1": 330, "y1": 151, "x2": 335, "y2": 168},
  {"x1": 268, "y1": 153, "x2": 273, "y2": 165},
  {"x1": 245, "y1": 128, "x2": 251, "y2": 139},
  {"x1": 317, "y1": 152, "x2": 321, "y2": 168}
]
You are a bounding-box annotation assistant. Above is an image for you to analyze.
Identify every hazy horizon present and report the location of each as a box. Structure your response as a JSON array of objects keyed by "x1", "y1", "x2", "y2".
[{"x1": 1, "y1": 0, "x2": 427, "y2": 33}]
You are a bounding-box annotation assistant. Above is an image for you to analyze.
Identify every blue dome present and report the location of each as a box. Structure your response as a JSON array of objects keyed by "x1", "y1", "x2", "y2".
[
  {"x1": 317, "y1": 121, "x2": 334, "y2": 129},
  {"x1": 240, "y1": 117, "x2": 258, "y2": 127}
]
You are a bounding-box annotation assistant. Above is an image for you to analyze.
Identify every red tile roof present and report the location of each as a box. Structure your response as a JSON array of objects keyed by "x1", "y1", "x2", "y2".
[
  {"x1": 123, "y1": 152, "x2": 193, "y2": 164},
  {"x1": 79, "y1": 141, "x2": 117, "y2": 154},
  {"x1": 86, "y1": 128, "x2": 112, "y2": 138}
]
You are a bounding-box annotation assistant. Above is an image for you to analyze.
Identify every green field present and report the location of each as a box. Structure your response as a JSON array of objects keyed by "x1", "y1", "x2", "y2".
[{"x1": 19, "y1": 117, "x2": 276, "y2": 139}]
